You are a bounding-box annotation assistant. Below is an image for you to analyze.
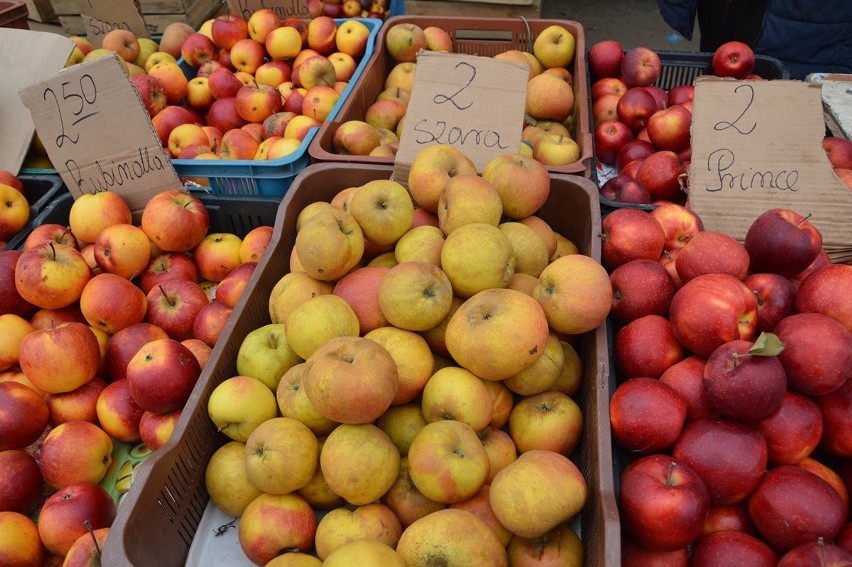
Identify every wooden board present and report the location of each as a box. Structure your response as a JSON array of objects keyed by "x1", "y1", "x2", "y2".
[
  {"x1": 51, "y1": 0, "x2": 217, "y2": 17},
  {"x1": 405, "y1": 0, "x2": 542, "y2": 18}
]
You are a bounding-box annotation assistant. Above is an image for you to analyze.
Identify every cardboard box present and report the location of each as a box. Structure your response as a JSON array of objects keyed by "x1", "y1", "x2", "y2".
[
  {"x1": 50, "y1": 0, "x2": 223, "y2": 35},
  {"x1": 24, "y1": 0, "x2": 55, "y2": 22}
]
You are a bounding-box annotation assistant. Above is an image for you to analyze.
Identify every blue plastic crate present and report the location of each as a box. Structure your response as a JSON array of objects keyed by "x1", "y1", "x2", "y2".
[
  {"x1": 173, "y1": 17, "x2": 383, "y2": 197},
  {"x1": 2, "y1": 174, "x2": 66, "y2": 251}
]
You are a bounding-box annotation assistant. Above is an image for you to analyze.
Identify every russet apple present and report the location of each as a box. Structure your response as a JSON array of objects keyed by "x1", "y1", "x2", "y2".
[
  {"x1": 267, "y1": 271, "x2": 334, "y2": 325},
  {"x1": 378, "y1": 261, "x2": 452, "y2": 332},
  {"x1": 323, "y1": 539, "x2": 404, "y2": 566},
  {"x1": 396, "y1": 508, "x2": 507, "y2": 566},
  {"x1": 276, "y1": 363, "x2": 337, "y2": 436},
  {"x1": 440, "y1": 222, "x2": 515, "y2": 298},
  {"x1": 314, "y1": 503, "x2": 402, "y2": 561},
  {"x1": 533, "y1": 253, "x2": 612, "y2": 334},
  {"x1": 245, "y1": 416, "x2": 318, "y2": 495},
  {"x1": 407, "y1": 144, "x2": 477, "y2": 213},
  {"x1": 238, "y1": 493, "x2": 317, "y2": 565},
  {"x1": 321, "y1": 423, "x2": 400, "y2": 505},
  {"x1": 526, "y1": 73, "x2": 573, "y2": 122}
]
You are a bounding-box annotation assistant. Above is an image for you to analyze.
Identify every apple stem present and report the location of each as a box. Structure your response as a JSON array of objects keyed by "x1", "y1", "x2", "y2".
[
  {"x1": 48, "y1": 241, "x2": 57, "y2": 261},
  {"x1": 158, "y1": 284, "x2": 176, "y2": 307},
  {"x1": 797, "y1": 212, "x2": 813, "y2": 227},
  {"x1": 752, "y1": 290, "x2": 765, "y2": 307},
  {"x1": 818, "y1": 537, "x2": 826, "y2": 566},
  {"x1": 84, "y1": 520, "x2": 102, "y2": 558},
  {"x1": 665, "y1": 461, "x2": 677, "y2": 486}
]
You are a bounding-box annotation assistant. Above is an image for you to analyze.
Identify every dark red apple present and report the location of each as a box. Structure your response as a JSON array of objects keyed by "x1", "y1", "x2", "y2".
[
  {"x1": 690, "y1": 529, "x2": 776, "y2": 567},
  {"x1": 774, "y1": 312, "x2": 852, "y2": 396},
  {"x1": 621, "y1": 157, "x2": 645, "y2": 179},
  {"x1": 756, "y1": 391, "x2": 824, "y2": 466},
  {"x1": 711, "y1": 41, "x2": 756, "y2": 79},
  {"x1": 594, "y1": 120, "x2": 634, "y2": 165},
  {"x1": 796, "y1": 264, "x2": 852, "y2": 332},
  {"x1": 823, "y1": 136, "x2": 852, "y2": 169},
  {"x1": 778, "y1": 539, "x2": 852, "y2": 567},
  {"x1": 601, "y1": 207, "x2": 666, "y2": 270},
  {"x1": 743, "y1": 273, "x2": 797, "y2": 333},
  {"x1": 790, "y1": 250, "x2": 832, "y2": 287},
  {"x1": 0, "y1": 251, "x2": 34, "y2": 317},
  {"x1": 139, "y1": 252, "x2": 199, "y2": 296},
  {"x1": 748, "y1": 465, "x2": 846, "y2": 551},
  {"x1": 621, "y1": 47, "x2": 662, "y2": 87},
  {"x1": 616, "y1": 139, "x2": 656, "y2": 172},
  {"x1": 744, "y1": 208, "x2": 823, "y2": 278},
  {"x1": 0, "y1": 450, "x2": 43, "y2": 515},
  {"x1": 0, "y1": 381, "x2": 48, "y2": 451},
  {"x1": 621, "y1": 537, "x2": 689, "y2": 567},
  {"x1": 634, "y1": 150, "x2": 686, "y2": 203},
  {"x1": 615, "y1": 314, "x2": 686, "y2": 379},
  {"x1": 644, "y1": 85, "x2": 667, "y2": 111},
  {"x1": 667, "y1": 85, "x2": 694, "y2": 107},
  {"x1": 105, "y1": 322, "x2": 170, "y2": 382},
  {"x1": 816, "y1": 379, "x2": 852, "y2": 458},
  {"x1": 610, "y1": 377, "x2": 687, "y2": 453},
  {"x1": 660, "y1": 356, "x2": 719, "y2": 422},
  {"x1": 675, "y1": 230, "x2": 750, "y2": 283},
  {"x1": 617, "y1": 87, "x2": 658, "y2": 131},
  {"x1": 588, "y1": 39, "x2": 624, "y2": 79},
  {"x1": 600, "y1": 175, "x2": 652, "y2": 205},
  {"x1": 702, "y1": 503, "x2": 756, "y2": 536},
  {"x1": 673, "y1": 418, "x2": 767, "y2": 505},
  {"x1": 610, "y1": 258, "x2": 676, "y2": 323},
  {"x1": 125, "y1": 338, "x2": 201, "y2": 414},
  {"x1": 144, "y1": 278, "x2": 209, "y2": 341},
  {"x1": 205, "y1": 96, "x2": 247, "y2": 133},
  {"x1": 619, "y1": 454, "x2": 709, "y2": 552},
  {"x1": 838, "y1": 523, "x2": 852, "y2": 555}
]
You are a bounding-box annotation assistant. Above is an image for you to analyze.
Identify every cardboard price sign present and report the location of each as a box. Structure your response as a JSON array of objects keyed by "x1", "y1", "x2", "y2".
[
  {"x1": 19, "y1": 54, "x2": 183, "y2": 212},
  {"x1": 393, "y1": 51, "x2": 528, "y2": 182},
  {"x1": 689, "y1": 78, "x2": 852, "y2": 262},
  {"x1": 73, "y1": 0, "x2": 150, "y2": 48},
  {"x1": 227, "y1": 0, "x2": 310, "y2": 20}
]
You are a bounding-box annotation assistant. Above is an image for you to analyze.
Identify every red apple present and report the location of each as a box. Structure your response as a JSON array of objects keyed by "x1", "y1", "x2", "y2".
[
  {"x1": 206, "y1": 96, "x2": 248, "y2": 134},
  {"x1": 791, "y1": 250, "x2": 832, "y2": 286},
  {"x1": 838, "y1": 523, "x2": 852, "y2": 555},
  {"x1": 649, "y1": 201, "x2": 704, "y2": 252},
  {"x1": 207, "y1": 67, "x2": 243, "y2": 99},
  {"x1": 600, "y1": 175, "x2": 652, "y2": 205},
  {"x1": 667, "y1": 85, "x2": 695, "y2": 107},
  {"x1": 18, "y1": 321, "x2": 100, "y2": 394},
  {"x1": 214, "y1": 261, "x2": 256, "y2": 309},
  {"x1": 756, "y1": 391, "x2": 824, "y2": 466},
  {"x1": 644, "y1": 85, "x2": 668, "y2": 111},
  {"x1": 743, "y1": 273, "x2": 797, "y2": 333},
  {"x1": 144, "y1": 278, "x2": 209, "y2": 341},
  {"x1": 104, "y1": 322, "x2": 169, "y2": 382},
  {"x1": 211, "y1": 14, "x2": 249, "y2": 50},
  {"x1": 23, "y1": 223, "x2": 78, "y2": 251},
  {"x1": 180, "y1": 32, "x2": 217, "y2": 67},
  {"x1": 673, "y1": 418, "x2": 767, "y2": 505},
  {"x1": 594, "y1": 120, "x2": 635, "y2": 165},
  {"x1": 616, "y1": 139, "x2": 656, "y2": 172},
  {"x1": 138, "y1": 409, "x2": 181, "y2": 451},
  {"x1": 617, "y1": 87, "x2": 658, "y2": 131},
  {"x1": 591, "y1": 77, "x2": 628, "y2": 100},
  {"x1": 669, "y1": 273, "x2": 758, "y2": 358},
  {"x1": 192, "y1": 299, "x2": 232, "y2": 348},
  {"x1": 126, "y1": 338, "x2": 201, "y2": 413},
  {"x1": 588, "y1": 40, "x2": 624, "y2": 79},
  {"x1": 702, "y1": 503, "x2": 756, "y2": 535},
  {"x1": 778, "y1": 539, "x2": 852, "y2": 567},
  {"x1": 615, "y1": 314, "x2": 686, "y2": 379},
  {"x1": 796, "y1": 264, "x2": 852, "y2": 331},
  {"x1": 823, "y1": 136, "x2": 852, "y2": 169},
  {"x1": 37, "y1": 482, "x2": 116, "y2": 557},
  {"x1": 0, "y1": 251, "x2": 34, "y2": 317},
  {"x1": 690, "y1": 529, "x2": 776, "y2": 567},
  {"x1": 774, "y1": 312, "x2": 852, "y2": 396},
  {"x1": 621, "y1": 538, "x2": 689, "y2": 566},
  {"x1": 744, "y1": 208, "x2": 823, "y2": 278},
  {"x1": 96, "y1": 378, "x2": 144, "y2": 443},
  {"x1": 621, "y1": 47, "x2": 662, "y2": 87},
  {"x1": 151, "y1": 105, "x2": 197, "y2": 148},
  {"x1": 712, "y1": 41, "x2": 755, "y2": 79},
  {"x1": 131, "y1": 74, "x2": 168, "y2": 119},
  {"x1": 141, "y1": 190, "x2": 210, "y2": 254},
  {"x1": 139, "y1": 252, "x2": 199, "y2": 295},
  {"x1": 601, "y1": 207, "x2": 666, "y2": 270},
  {"x1": 44, "y1": 377, "x2": 106, "y2": 426},
  {"x1": 610, "y1": 376, "x2": 687, "y2": 453},
  {"x1": 748, "y1": 465, "x2": 846, "y2": 551},
  {"x1": 15, "y1": 242, "x2": 91, "y2": 311},
  {"x1": 621, "y1": 157, "x2": 645, "y2": 179},
  {"x1": 660, "y1": 356, "x2": 718, "y2": 422},
  {"x1": 816, "y1": 379, "x2": 852, "y2": 458},
  {"x1": 620, "y1": 454, "x2": 710, "y2": 551},
  {"x1": 610, "y1": 258, "x2": 676, "y2": 323},
  {"x1": 647, "y1": 104, "x2": 692, "y2": 153},
  {"x1": 0, "y1": 450, "x2": 42, "y2": 515},
  {"x1": 634, "y1": 150, "x2": 686, "y2": 203}
]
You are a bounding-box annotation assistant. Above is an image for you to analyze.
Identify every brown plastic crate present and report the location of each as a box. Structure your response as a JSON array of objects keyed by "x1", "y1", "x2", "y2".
[
  {"x1": 309, "y1": 16, "x2": 593, "y2": 177},
  {"x1": 0, "y1": 0, "x2": 28, "y2": 28},
  {"x1": 102, "y1": 163, "x2": 619, "y2": 566}
]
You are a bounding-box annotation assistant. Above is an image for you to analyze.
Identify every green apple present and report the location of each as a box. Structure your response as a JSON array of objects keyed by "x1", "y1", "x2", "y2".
[{"x1": 236, "y1": 323, "x2": 303, "y2": 390}]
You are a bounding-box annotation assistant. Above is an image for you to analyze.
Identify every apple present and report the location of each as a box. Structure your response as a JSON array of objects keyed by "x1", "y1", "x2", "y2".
[
  {"x1": 592, "y1": 92, "x2": 621, "y2": 124},
  {"x1": 526, "y1": 73, "x2": 574, "y2": 123},
  {"x1": 531, "y1": 24, "x2": 575, "y2": 69},
  {"x1": 712, "y1": 41, "x2": 755, "y2": 79},
  {"x1": 228, "y1": 37, "x2": 265, "y2": 74},
  {"x1": 235, "y1": 83, "x2": 283, "y2": 124},
  {"x1": 39, "y1": 421, "x2": 113, "y2": 488},
  {"x1": 295, "y1": 208, "x2": 364, "y2": 282},
  {"x1": 645, "y1": 85, "x2": 668, "y2": 111},
  {"x1": 0, "y1": 381, "x2": 48, "y2": 451},
  {"x1": 796, "y1": 264, "x2": 852, "y2": 331},
  {"x1": 610, "y1": 376, "x2": 687, "y2": 453},
  {"x1": 102, "y1": 29, "x2": 140, "y2": 62},
  {"x1": 126, "y1": 338, "x2": 201, "y2": 413},
  {"x1": 321, "y1": 423, "x2": 400, "y2": 505},
  {"x1": 208, "y1": 375, "x2": 278, "y2": 443},
  {"x1": 407, "y1": 144, "x2": 477, "y2": 213},
  {"x1": 233, "y1": 323, "x2": 300, "y2": 394},
  {"x1": 757, "y1": 390, "x2": 823, "y2": 466},
  {"x1": 79, "y1": 272, "x2": 147, "y2": 334},
  {"x1": 533, "y1": 253, "x2": 612, "y2": 334},
  {"x1": 244, "y1": 416, "x2": 317, "y2": 496},
  {"x1": 37, "y1": 482, "x2": 116, "y2": 557},
  {"x1": 657, "y1": 356, "x2": 715, "y2": 422},
  {"x1": 610, "y1": 258, "x2": 676, "y2": 323},
  {"x1": 437, "y1": 174, "x2": 502, "y2": 237},
  {"x1": 668, "y1": 85, "x2": 695, "y2": 107},
  {"x1": 104, "y1": 322, "x2": 169, "y2": 383},
  {"x1": 615, "y1": 313, "x2": 686, "y2": 379},
  {"x1": 815, "y1": 377, "x2": 852, "y2": 458},
  {"x1": 378, "y1": 261, "x2": 453, "y2": 332},
  {"x1": 130, "y1": 73, "x2": 168, "y2": 119},
  {"x1": 588, "y1": 39, "x2": 624, "y2": 79},
  {"x1": 138, "y1": 408, "x2": 180, "y2": 450},
  {"x1": 743, "y1": 273, "x2": 796, "y2": 333},
  {"x1": 614, "y1": 139, "x2": 655, "y2": 172},
  {"x1": 594, "y1": 120, "x2": 634, "y2": 165},
  {"x1": 634, "y1": 150, "x2": 687, "y2": 203},
  {"x1": 96, "y1": 378, "x2": 144, "y2": 443},
  {"x1": 145, "y1": 278, "x2": 209, "y2": 341},
  {"x1": 141, "y1": 190, "x2": 209, "y2": 253},
  {"x1": 591, "y1": 77, "x2": 628, "y2": 101},
  {"x1": 748, "y1": 465, "x2": 846, "y2": 551},
  {"x1": 396, "y1": 508, "x2": 507, "y2": 566},
  {"x1": 0, "y1": 251, "x2": 33, "y2": 317},
  {"x1": 778, "y1": 539, "x2": 852, "y2": 566},
  {"x1": 335, "y1": 19, "x2": 371, "y2": 59},
  {"x1": 211, "y1": 13, "x2": 248, "y2": 50},
  {"x1": 509, "y1": 390, "x2": 582, "y2": 454},
  {"x1": 323, "y1": 539, "x2": 404, "y2": 566},
  {"x1": 822, "y1": 136, "x2": 852, "y2": 169},
  {"x1": 673, "y1": 418, "x2": 767, "y2": 505},
  {"x1": 690, "y1": 530, "x2": 777, "y2": 567},
  {"x1": 18, "y1": 321, "x2": 99, "y2": 394},
  {"x1": 744, "y1": 208, "x2": 823, "y2": 277},
  {"x1": 647, "y1": 104, "x2": 692, "y2": 153},
  {"x1": 617, "y1": 87, "x2": 658, "y2": 131},
  {"x1": 62, "y1": 526, "x2": 111, "y2": 567},
  {"x1": 44, "y1": 376, "x2": 105, "y2": 427},
  {"x1": 0, "y1": 450, "x2": 42, "y2": 516},
  {"x1": 385, "y1": 22, "x2": 427, "y2": 62},
  {"x1": 0, "y1": 511, "x2": 43, "y2": 565},
  {"x1": 381, "y1": 456, "x2": 446, "y2": 528},
  {"x1": 774, "y1": 312, "x2": 852, "y2": 396},
  {"x1": 147, "y1": 61, "x2": 189, "y2": 104},
  {"x1": 421, "y1": 366, "x2": 492, "y2": 431},
  {"x1": 650, "y1": 201, "x2": 704, "y2": 252},
  {"x1": 15, "y1": 242, "x2": 91, "y2": 310},
  {"x1": 180, "y1": 32, "x2": 217, "y2": 68},
  {"x1": 237, "y1": 493, "x2": 318, "y2": 565},
  {"x1": 347, "y1": 179, "x2": 414, "y2": 247},
  {"x1": 214, "y1": 261, "x2": 256, "y2": 310},
  {"x1": 533, "y1": 134, "x2": 581, "y2": 166},
  {"x1": 602, "y1": 207, "x2": 666, "y2": 269},
  {"x1": 314, "y1": 503, "x2": 402, "y2": 560},
  {"x1": 191, "y1": 299, "x2": 232, "y2": 347},
  {"x1": 139, "y1": 252, "x2": 198, "y2": 295}
]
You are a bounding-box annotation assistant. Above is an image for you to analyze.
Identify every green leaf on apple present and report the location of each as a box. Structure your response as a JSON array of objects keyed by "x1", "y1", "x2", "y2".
[{"x1": 746, "y1": 332, "x2": 785, "y2": 357}]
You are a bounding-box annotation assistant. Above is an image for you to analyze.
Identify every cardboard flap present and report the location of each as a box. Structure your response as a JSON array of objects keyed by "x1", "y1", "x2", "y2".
[
  {"x1": 689, "y1": 77, "x2": 852, "y2": 262},
  {"x1": 19, "y1": 53, "x2": 183, "y2": 212},
  {"x1": 0, "y1": 29, "x2": 76, "y2": 174},
  {"x1": 72, "y1": 0, "x2": 151, "y2": 47},
  {"x1": 393, "y1": 50, "x2": 528, "y2": 184},
  {"x1": 227, "y1": 0, "x2": 311, "y2": 19}
]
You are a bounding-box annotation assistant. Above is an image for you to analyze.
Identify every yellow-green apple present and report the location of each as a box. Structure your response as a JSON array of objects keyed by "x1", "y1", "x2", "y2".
[
  {"x1": 36, "y1": 482, "x2": 115, "y2": 557},
  {"x1": 0, "y1": 511, "x2": 43, "y2": 565},
  {"x1": 266, "y1": 137, "x2": 303, "y2": 159},
  {"x1": 550, "y1": 340, "x2": 582, "y2": 397},
  {"x1": 323, "y1": 539, "x2": 404, "y2": 566},
  {"x1": 246, "y1": 7, "x2": 279, "y2": 43},
  {"x1": 79, "y1": 273, "x2": 147, "y2": 334},
  {"x1": 196, "y1": 17, "x2": 214, "y2": 39},
  {"x1": 479, "y1": 425, "x2": 517, "y2": 483},
  {"x1": 18, "y1": 322, "x2": 99, "y2": 394},
  {"x1": 384, "y1": 22, "x2": 427, "y2": 62},
  {"x1": 211, "y1": 13, "x2": 248, "y2": 50},
  {"x1": 145, "y1": 51, "x2": 177, "y2": 72},
  {"x1": 68, "y1": 35, "x2": 93, "y2": 58},
  {"x1": 276, "y1": 363, "x2": 337, "y2": 436},
  {"x1": 621, "y1": 46, "x2": 662, "y2": 87},
  {"x1": 393, "y1": 225, "x2": 444, "y2": 267},
  {"x1": 306, "y1": 15, "x2": 338, "y2": 55},
  {"x1": 526, "y1": 73, "x2": 573, "y2": 122},
  {"x1": 445, "y1": 287, "x2": 548, "y2": 380},
  {"x1": 284, "y1": 295, "x2": 359, "y2": 362},
  {"x1": 376, "y1": 403, "x2": 428, "y2": 456},
  {"x1": 39, "y1": 421, "x2": 113, "y2": 488},
  {"x1": 205, "y1": 440, "x2": 262, "y2": 517},
  {"x1": 208, "y1": 375, "x2": 278, "y2": 443},
  {"x1": 267, "y1": 271, "x2": 334, "y2": 324},
  {"x1": 407, "y1": 144, "x2": 477, "y2": 213},
  {"x1": 328, "y1": 52, "x2": 357, "y2": 82},
  {"x1": 302, "y1": 335, "x2": 397, "y2": 424},
  {"x1": 774, "y1": 312, "x2": 852, "y2": 396},
  {"x1": 141, "y1": 190, "x2": 209, "y2": 253},
  {"x1": 533, "y1": 134, "x2": 581, "y2": 166},
  {"x1": 191, "y1": 299, "x2": 232, "y2": 346},
  {"x1": 314, "y1": 503, "x2": 402, "y2": 560},
  {"x1": 407, "y1": 419, "x2": 488, "y2": 504},
  {"x1": 237, "y1": 492, "x2": 317, "y2": 565},
  {"x1": 377, "y1": 261, "x2": 452, "y2": 332},
  {"x1": 14, "y1": 242, "x2": 90, "y2": 310},
  {"x1": 44, "y1": 376, "x2": 105, "y2": 426},
  {"x1": 490, "y1": 449, "x2": 587, "y2": 539},
  {"x1": 533, "y1": 254, "x2": 612, "y2": 334},
  {"x1": 229, "y1": 37, "x2": 265, "y2": 74},
  {"x1": 396, "y1": 508, "x2": 508, "y2": 566},
  {"x1": 532, "y1": 24, "x2": 575, "y2": 68},
  {"x1": 381, "y1": 457, "x2": 446, "y2": 527},
  {"x1": 283, "y1": 113, "x2": 320, "y2": 140},
  {"x1": 67, "y1": 191, "x2": 131, "y2": 246},
  {"x1": 138, "y1": 408, "x2": 180, "y2": 450},
  {"x1": 0, "y1": 314, "x2": 32, "y2": 371},
  {"x1": 0, "y1": 251, "x2": 33, "y2": 317},
  {"x1": 420, "y1": 366, "x2": 492, "y2": 432},
  {"x1": 332, "y1": 265, "x2": 390, "y2": 333},
  {"x1": 139, "y1": 252, "x2": 198, "y2": 295},
  {"x1": 500, "y1": 222, "x2": 551, "y2": 280},
  {"x1": 364, "y1": 327, "x2": 434, "y2": 406},
  {"x1": 368, "y1": 251, "x2": 398, "y2": 268},
  {"x1": 482, "y1": 153, "x2": 550, "y2": 219},
  {"x1": 332, "y1": 120, "x2": 381, "y2": 155},
  {"x1": 609, "y1": 258, "x2": 677, "y2": 325},
  {"x1": 440, "y1": 223, "x2": 515, "y2": 298},
  {"x1": 377, "y1": 86, "x2": 410, "y2": 107},
  {"x1": 423, "y1": 25, "x2": 452, "y2": 52},
  {"x1": 436, "y1": 174, "x2": 502, "y2": 236},
  {"x1": 244, "y1": 416, "x2": 318, "y2": 494},
  {"x1": 95, "y1": 378, "x2": 144, "y2": 443},
  {"x1": 104, "y1": 322, "x2": 168, "y2": 382},
  {"x1": 301, "y1": 85, "x2": 340, "y2": 122},
  {"x1": 335, "y1": 19, "x2": 370, "y2": 58},
  {"x1": 0, "y1": 450, "x2": 42, "y2": 515},
  {"x1": 265, "y1": 25, "x2": 303, "y2": 61},
  {"x1": 236, "y1": 323, "x2": 302, "y2": 391},
  {"x1": 134, "y1": 36, "x2": 158, "y2": 66},
  {"x1": 320, "y1": 423, "x2": 400, "y2": 505},
  {"x1": 294, "y1": 208, "x2": 364, "y2": 282},
  {"x1": 507, "y1": 523, "x2": 584, "y2": 566},
  {"x1": 144, "y1": 278, "x2": 209, "y2": 341},
  {"x1": 0, "y1": 381, "x2": 48, "y2": 451},
  {"x1": 126, "y1": 338, "x2": 201, "y2": 413},
  {"x1": 102, "y1": 29, "x2": 140, "y2": 62}
]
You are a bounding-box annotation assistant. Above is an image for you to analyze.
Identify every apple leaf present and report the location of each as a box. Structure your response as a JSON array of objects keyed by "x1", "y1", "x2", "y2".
[{"x1": 746, "y1": 332, "x2": 785, "y2": 357}]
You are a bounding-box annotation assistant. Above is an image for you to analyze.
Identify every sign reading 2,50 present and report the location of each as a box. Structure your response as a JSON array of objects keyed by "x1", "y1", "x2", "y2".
[{"x1": 42, "y1": 74, "x2": 99, "y2": 148}]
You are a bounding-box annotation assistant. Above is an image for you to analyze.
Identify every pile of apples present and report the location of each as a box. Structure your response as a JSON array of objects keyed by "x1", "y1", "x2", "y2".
[
  {"x1": 200, "y1": 145, "x2": 612, "y2": 565},
  {"x1": 306, "y1": 0, "x2": 391, "y2": 19},
  {"x1": 0, "y1": 171, "x2": 30, "y2": 249},
  {"x1": 0, "y1": 188, "x2": 272, "y2": 565},
  {"x1": 330, "y1": 22, "x2": 584, "y2": 167},
  {"x1": 601, "y1": 200, "x2": 852, "y2": 563}
]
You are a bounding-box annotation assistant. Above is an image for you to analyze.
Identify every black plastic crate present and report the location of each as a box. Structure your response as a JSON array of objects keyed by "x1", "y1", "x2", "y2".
[
  {"x1": 654, "y1": 51, "x2": 789, "y2": 89},
  {"x1": 3, "y1": 174, "x2": 66, "y2": 251}
]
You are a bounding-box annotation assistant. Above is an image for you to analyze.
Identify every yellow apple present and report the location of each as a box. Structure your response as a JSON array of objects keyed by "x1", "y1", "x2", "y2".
[
  {"x1": 533, "y1": 254, "x2": 612, "y2": 334},
  {"x1": 205, "y1": 441, "x2": 263, "y2": 516},
  {"x1": 503, "y1": 332, "x2": 564, "y2": 395},
  {"x1": 407, "y1": 144, "x2": 476, "y2": 213},
  {"x1": 396, "y1": 508, "x2": 508, "y2": 566},
  {"x1": 532, "y1": 24, "x2": 576, "y2": 69},
  {"x1": 438, "y1": 174, "x2": 503, "y2": 235},
  {"x1": 440, "y1": 222, "x2": 515, "y2": 298},
  {"x1": 421, "y1": 366, "x2": 493, "y2": 431},
  {"x1": 364, "y1": 326, "x2": 434, "y2": 405},
  {"x1": 314, "y1": 503, "x2": 402, "y2": 560},
  {"x1": 207, "y1": 375, "x2": 279, "y2": 442},
  {"x1": 378, "y1": 261, "x2": 453, "y2": 331},
  {"x1": 284, "y1": 294, "x2": 360, "y2": 360},
  {"x1": 320, "y1": 423, "x2": 401, "y2": 505},
  {"x1": 347, "y1": 179, "x2": 414, "y2": 246},
  {"x1": 267, "y1": 271, "x2": 334, "y2": 324}
]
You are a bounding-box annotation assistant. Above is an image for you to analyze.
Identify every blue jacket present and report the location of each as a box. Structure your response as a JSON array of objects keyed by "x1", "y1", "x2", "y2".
[{"x1": 659, "y1": 0, "x2": 852, "y2": 79}]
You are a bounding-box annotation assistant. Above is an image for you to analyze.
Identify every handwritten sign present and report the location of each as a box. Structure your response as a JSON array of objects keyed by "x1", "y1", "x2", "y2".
[
  {"x1": 689, "y1": 78, "x2": 852, "y2": 261},
  {"x1": 73, "y1": 0, "x2": 150, "y2": 48},
  {"x1": 227, "y1": 0, "x2": 310, "y2": 20},
  {"x1": 393, "y1": 51, "x2": 528, "y2": 182},
  {"x1": 19, "y1": 54, "x2": 183, "y2": 212}
]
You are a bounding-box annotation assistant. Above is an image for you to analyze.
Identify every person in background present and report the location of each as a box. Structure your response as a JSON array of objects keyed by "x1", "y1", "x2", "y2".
[{"x1": 658, "y1": 0, "x2": 852, "y2": 79}]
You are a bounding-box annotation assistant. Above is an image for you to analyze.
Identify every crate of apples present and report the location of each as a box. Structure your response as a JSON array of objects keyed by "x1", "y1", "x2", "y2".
[{"x1": 100, "y1": 149, "x2": 622, "y2": 565}]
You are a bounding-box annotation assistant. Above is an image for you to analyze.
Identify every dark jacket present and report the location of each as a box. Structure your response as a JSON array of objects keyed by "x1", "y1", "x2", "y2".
[{"x1": 659, "y1": 0, "x2": 852, "y2": 79}]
